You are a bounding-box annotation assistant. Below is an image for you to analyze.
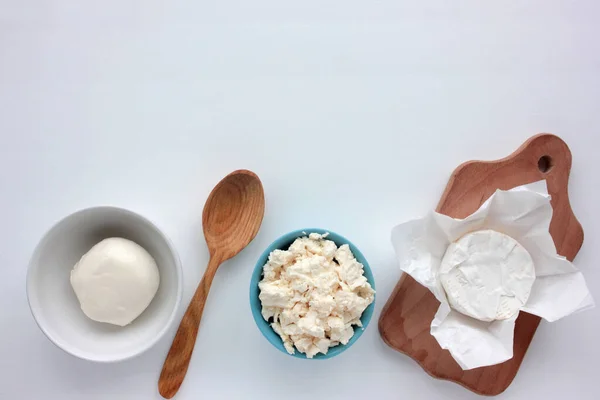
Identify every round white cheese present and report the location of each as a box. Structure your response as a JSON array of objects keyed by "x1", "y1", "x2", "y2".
[
  {"x1": 70, "y1": 237, "x2": 160, "y2": 326},
  {"x1": 439, "y1": 230, "x2": 535, "y2": 322}
]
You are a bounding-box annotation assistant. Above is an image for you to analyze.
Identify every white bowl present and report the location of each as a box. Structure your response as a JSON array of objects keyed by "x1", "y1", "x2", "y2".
[{"x1": 26, "y1": 206, "x2": 183, "y2": 362}]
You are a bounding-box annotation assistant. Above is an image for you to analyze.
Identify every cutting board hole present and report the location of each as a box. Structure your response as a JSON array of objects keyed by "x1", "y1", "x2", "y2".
[{"x1": 538, "y1": 155, "x2": 553, "y2": 173}]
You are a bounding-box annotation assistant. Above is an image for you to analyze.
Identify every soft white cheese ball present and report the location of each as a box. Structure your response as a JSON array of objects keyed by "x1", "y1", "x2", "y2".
[
  {"x1": 70, "y1": 237, "x2": 160, "y2": 326},
  {"x1": 439, "y1": 230, "x2": 536, "y2": 322}
]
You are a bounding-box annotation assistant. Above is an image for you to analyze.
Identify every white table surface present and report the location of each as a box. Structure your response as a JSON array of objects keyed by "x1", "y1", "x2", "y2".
[{"x1": 1, "y1": 1, "x2": 599, "y2": 399}]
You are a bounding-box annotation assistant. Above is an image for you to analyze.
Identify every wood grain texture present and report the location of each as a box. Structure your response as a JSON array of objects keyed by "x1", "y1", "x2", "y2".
[
  {"x1": 159, "y1": 170, "x2": 265, "y2": 399},
  {"x1": 378, "y1": 134, "x2": 583, "y2": 396}
]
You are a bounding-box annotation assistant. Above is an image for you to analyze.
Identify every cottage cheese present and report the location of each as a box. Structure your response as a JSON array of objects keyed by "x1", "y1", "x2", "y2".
[
  {"x1": 439, "y1": 230, "x2": 536, "y2": 322},
  {"x1": 258, "y1": 233, "x2": 375, "y2": 358}
]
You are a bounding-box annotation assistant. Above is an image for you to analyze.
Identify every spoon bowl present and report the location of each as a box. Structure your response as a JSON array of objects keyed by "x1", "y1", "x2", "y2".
[{"x1": 203, "y1": 171, "x2": 265, "y2": 260}]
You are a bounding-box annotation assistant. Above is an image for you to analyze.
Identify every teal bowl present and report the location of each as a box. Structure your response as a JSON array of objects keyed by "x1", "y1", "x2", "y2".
[{"x1": 250, "y1": 228, "x2": 376, "y2": 360}]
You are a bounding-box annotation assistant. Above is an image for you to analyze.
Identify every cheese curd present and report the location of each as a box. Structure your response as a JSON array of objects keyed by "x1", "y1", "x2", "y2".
[{"x1": 258, "y1": 233, "x2": 375, "y2": 358}]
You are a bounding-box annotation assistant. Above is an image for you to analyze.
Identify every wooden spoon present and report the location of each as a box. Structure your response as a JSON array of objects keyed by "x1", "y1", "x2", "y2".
[{"x1": 158, "y1": 170, "x2": 265, "y2": 399}]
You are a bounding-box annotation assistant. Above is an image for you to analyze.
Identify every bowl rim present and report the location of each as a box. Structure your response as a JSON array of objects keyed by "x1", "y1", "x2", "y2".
[
  {"x1": 249, "y1": 228, "x2": 376, "y2": 360},
  {"x1": 25, "y1": 205, "x2": 184, "y2": 363}
]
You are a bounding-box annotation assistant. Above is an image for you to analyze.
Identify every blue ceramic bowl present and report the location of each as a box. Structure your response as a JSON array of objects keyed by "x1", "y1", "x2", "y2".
[{"x1": 250, "y1": 228, "x2": 376, "y2": 360}]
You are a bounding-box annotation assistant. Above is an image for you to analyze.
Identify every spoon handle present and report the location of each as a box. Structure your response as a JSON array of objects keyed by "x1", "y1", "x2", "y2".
[{"x1": 158, "y1": 256, "x2": 222, "y2": 399}]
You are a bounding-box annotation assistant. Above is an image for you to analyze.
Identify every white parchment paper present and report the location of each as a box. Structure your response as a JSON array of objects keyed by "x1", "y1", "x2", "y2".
[{"x1": 391, "y1": 181, "x2": 594, "y2": 370}]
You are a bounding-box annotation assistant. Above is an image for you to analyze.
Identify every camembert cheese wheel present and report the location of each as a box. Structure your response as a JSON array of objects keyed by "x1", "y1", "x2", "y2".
[{"x1": 439, "y1": 230, "x2": 536, "y2": 322}]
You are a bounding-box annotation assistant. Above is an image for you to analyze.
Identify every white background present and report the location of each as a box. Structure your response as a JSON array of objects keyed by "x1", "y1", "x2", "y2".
[{"x1": 1, "y1": 1, "x2": 599, "y2": 399}]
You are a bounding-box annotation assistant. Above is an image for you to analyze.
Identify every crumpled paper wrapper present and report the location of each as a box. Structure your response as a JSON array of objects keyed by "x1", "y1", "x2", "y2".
[{"x1": 391, "y1": 181, "x2": 594, "y2": 370}]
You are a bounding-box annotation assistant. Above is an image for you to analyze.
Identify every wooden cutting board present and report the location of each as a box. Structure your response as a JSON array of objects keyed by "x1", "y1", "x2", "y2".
[{"x1": 378, "y1": 134, "x2": 583, "y2": 396}]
